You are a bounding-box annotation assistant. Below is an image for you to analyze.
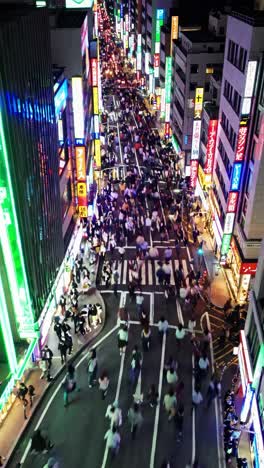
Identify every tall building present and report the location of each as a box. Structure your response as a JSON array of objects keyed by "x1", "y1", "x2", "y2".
[
  {"x1": 0, "y1": 4, "x2": 63, "y2": 417},
  {"x1": 212, "y1": 9, "x2": 264, "y2": 303},
  {"x1": 238, "y1": 238, "x2": 264, "y2": 467},
  {"x1": 171, "y1": 11, "x2": 226, "y2": 169}
]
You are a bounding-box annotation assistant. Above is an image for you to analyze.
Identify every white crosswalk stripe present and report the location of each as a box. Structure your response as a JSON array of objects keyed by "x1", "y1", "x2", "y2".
[{"x1": 100, "y1": 258, "x2": 190, "y2": 286}]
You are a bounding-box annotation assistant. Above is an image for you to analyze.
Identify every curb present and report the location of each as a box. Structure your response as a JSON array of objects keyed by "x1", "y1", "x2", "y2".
[{"x1": 4, "y1": 289, "x2": 106, "y2": 468}]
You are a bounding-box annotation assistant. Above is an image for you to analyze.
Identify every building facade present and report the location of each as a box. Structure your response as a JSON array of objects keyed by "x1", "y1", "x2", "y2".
[
  {"x1": 0, "y1": 5, "x2": 63, "y2": 417},
  {"x1": 212, "y1": 10, "x2": 264, "y2": 302},
  {"x1": 171, "y1": 12, "x2": 226, "y2": 169}
]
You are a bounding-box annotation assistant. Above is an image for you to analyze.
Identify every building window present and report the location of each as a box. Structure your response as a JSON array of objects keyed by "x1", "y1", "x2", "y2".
[
  {"x1": 190, "y1": 82, "x2": 197, "y2": 91},
  {"x1": 247, "y1": 315, "x2": 260, "y2": 369},
  {"x1": 206, "y1": 66, "x2": 214, "y2": 74},
  {"x1": 223, "y1": 79, "x2": 242, "y2": 116},
  {"x1": 215, "y1": 162, "x2": 229, "y2": 201},
  {"x1": 205, "y1": 82, "x2": 210, "y2": 93},
  {"x1": 221, "y1": 111, "x2": 237, "y2": 150},
  {"x1": 227, "y1": 39, "x2": 247, "y2": 73},
  {"x1": 245, "y1": 168, "x2": 253, "y2": 196},
  {"x1": 218, "y1": 138, "x2": 232, "y2": 178},
  {"x1": 190, "y1": 64, "x2": 199, "y2": 74}
]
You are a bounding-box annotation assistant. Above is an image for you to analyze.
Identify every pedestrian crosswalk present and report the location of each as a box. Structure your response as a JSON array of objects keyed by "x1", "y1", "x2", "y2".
[{"x1": 99, "y1": 258, "x2": 189, "y2": 287}]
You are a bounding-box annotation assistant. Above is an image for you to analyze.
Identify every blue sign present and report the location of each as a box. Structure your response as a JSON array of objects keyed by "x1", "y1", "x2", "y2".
[
  {"x1": 6, "y1": 92, "x2": 54, "y2": 123},
  {"x1": 54, "y1": 80, "x2": 68, "y2": 118},
  {"x1": 231, "y1": 162, "x2": 243, "y2": 191},
  {"x1": 120, "y1": 3, "x2": 124, "y2": 18},
  {"x1": 156, "y1": 9, "x2": 164, "y2": 20},
  {"x1": 184, "y1": 135, "x2": 188, "y2": 145}
]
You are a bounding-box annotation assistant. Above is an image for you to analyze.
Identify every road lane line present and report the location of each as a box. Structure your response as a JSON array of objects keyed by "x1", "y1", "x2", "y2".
[
  {"x1": 150, "y1": 333, "x2": 166, "y2": 468},
  {"x1": 206, "y1": 312, "x2": 223, "y2": 468},
  {"x1": 122, "y1": 260, "x2": 127, "y2": 284},
  {"x1": 20, "y1": 324, "x2": 119, "y2": 464},
  {"x1": 150, "y1": 292, "x2": 154, "y2": 325},
  {"x1": 191, "y1": 353, "x2": 196, "y2": 466},
  {"x1": 101, "y1": 338, "x2": 126, "y2": 468},
  {"x1": 148, "y1": 261, "x2": 153, "y2": 285},
  {"x1": 176, "y1": 298, "x2": 184, "y2": 325}
]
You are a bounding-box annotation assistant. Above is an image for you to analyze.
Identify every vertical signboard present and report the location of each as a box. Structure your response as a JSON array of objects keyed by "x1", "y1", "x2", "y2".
[
  {"x1": 203, "y1": 119, "x2": 218, "y2": 182},
  {"x1": 154, "y1": 9, "x2": 164, "y2": 80},
  {"x1": 91, "y1": 56, "x2": 101, "y2": 170},
  {"x1": 170, "y1": 16, "x2": 178, "y2": 55},
  {"x1": 136, "y1": 34, "x2": 142, "y2": 72},
  {"x1": 76, "y1": 146, "x2": 87, "y2": 217},
  {"x1": 164, "y1": 57, "x2": 172, "y2": 137},
  {"x1": 190, "y1": 87, "x2": 204, "y2": 187},
  {"x1": 72, "y1": 77, "x2": 84, "y2": 142},
  {"x1": 0, "y1": 109, "x2": 37, "y2": 339}
]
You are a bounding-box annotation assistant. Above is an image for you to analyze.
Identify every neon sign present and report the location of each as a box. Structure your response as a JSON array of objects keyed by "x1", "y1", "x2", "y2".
[
  {"x1": 204, "y1": 119, "x2": 218, "y2": 175},
  {"x1": 223, "y1": 212, "x2": 235, "y2": 235},
  {"x1": 227, "y1": 191, "x2": 239, "y2": 213},
  {"x1": 72, "y1": 77, "x2": 84, "y2": 140},
  {"x1": 231, "y1": 163, "x2": 243, "y2": 191},
  {"x1": 54, "y1": 80, "x2": 68, "y2": 119},
  {"x1": 194, "y1": 88, "x2": 204, "y2": 120},
  {"x1": 235, "y1": 126, "x2": 248, "y2": 161},
  {"x1": 190, "y1": 160, "x2": 198, "y2": 188},
  {"x1": 76, "y1": 147, "x2": 86, "y2": 181},
  {"x1": 91, "y1": 59, "x2": 98, "y2": 87},
  {"x1": 191, "y1": 120, "x2": 201, "y2": 160}
]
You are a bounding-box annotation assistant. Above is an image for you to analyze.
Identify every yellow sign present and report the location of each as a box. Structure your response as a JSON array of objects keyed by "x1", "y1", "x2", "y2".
[
  {"x1": 93, "y1": 87, "x2": 99, "y2": 115},
  {"x1": 194, "y1": 88, "x2": 204, "y2": 120},
  {"x1": 79, "y1": 206, "x2": 88, "y2": 218},
  {"x1": 94, "y1": 139, "x2": 101, "y2": 168},
  {"x1": 170, "y1": 16, "x2": 178, "y2": 55},
  {"x1": 198, "y1": 165, "x2": 205, "y2": 188},
  {"x1": 77, "y1": 182, "x2": 87, "y2": 198}
]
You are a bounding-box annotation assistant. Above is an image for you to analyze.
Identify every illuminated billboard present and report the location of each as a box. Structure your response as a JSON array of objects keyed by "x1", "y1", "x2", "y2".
[
  {"x1": 54, "y1": 80, "x2": 68, "y2": 119},
  {"x1": 72, "y1": 77, "x2": 84, "y2": 141},
  {"x1": 194, "y1": 88, "x2": 204, "y2": 120},
  {"x1": 76, "y1": 146, "x2": 86, "y2": 181},
  {"x1": 204, "y1": 119, "x2": 218, "y2": 177},
  {"x1": 190, "y1": 160, "x2": 199, "y2": 188},
  {"x1": 191, "y1": 120, "x2": 201, "y2": 160},
  {"x1": 66, "y1": 0, "x2": 93, "y2": 8}
]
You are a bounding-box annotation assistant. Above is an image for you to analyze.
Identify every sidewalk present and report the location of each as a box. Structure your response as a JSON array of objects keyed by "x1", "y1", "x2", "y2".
[{"x1": 0, "y1": 288, "x2": 105, "y2": 465}]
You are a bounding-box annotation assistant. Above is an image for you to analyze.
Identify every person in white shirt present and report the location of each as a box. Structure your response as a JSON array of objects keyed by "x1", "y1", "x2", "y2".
[
  {"x1": 105, "y1": 402, "x2": 122, "y2": 428},
  {"x1": 104, "y1": 426, "x2": 121, "y2": 456},
  {"x1": 136, "y1": 292, "x2": 144, "y2": 314},
  {"x1": 117, "y1": 325, "x2": 128, "y2": 355},
  {"x1": 192, "y1": 384, "x2": 203, "y2": 407},
  {"x1": 166, "y1": 368, "x2": 178, "y2": 386},
  {"x1": 98, "y1": 371, "x2": 110, "y2": 399},
  {"x1": 175, "y1": 323, "x2": 186, "y2": 348},
  {"x1": 198, "y1": 352, "x2": 210, "y2": 377},
  {"x1": 163, "y1": 388, "x2": 177, "y2": 421},
  {"x1": 158, "y1": 316, "x2": 169, "y2": 343}
]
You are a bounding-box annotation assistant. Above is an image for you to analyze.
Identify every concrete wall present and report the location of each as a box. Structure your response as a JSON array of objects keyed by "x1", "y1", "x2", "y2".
[{"x1": 50, "y1": 28, "x2": 82, "y2": 78}]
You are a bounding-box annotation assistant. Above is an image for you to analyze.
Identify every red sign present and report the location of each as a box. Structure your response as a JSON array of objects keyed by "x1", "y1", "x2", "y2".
[
  {"x1": 190, "y1": 160, "x2": 198, "y2": 188},
  {"x1": 154, "y1": 53, "x2": 160, "y2": 68},
  {"x1": 91, "y1": 58, "x2": 98, "y2": 87},
  {"x1": 227, "y1": 191, "x2": 239, "y2": 213},
  {"x1": 136, "y1": 71, "x2": 141, "y2": 81},
  {"x1": 240, "y1": 263, "x2": 257, "y2": 275},
  {"x1": 165, "y1": 122, "x2": 170, "y2": 136},
  {"x1": 235, "y1": 126, "x2": 248, "y2": 161},
  {"x1": 204, "y1": 120, "x2": 218, "y2": 175}
]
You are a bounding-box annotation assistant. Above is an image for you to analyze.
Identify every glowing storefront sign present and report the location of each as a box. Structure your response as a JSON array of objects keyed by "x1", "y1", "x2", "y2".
[
  {"x1": 171, "y1": 16, "x2": 179, "y2": 44},
  {"x1": 240, "y1": 263, "x2": 257, "y2": 275},
  {"x1": 91, "y1": 59, "x2": 98, "y2": 87},
  {"x1": 165, "y1": 57, "x2": 172, "y2": 103},
  {"x1": 81, "y1": 15, "x2": 88, "y2": 56},
  {"x1": 190, "y1": 160, "x2": 198, "y2": 188},
  {"x1": 240, "y1": 385, "x2": 254, "y2": 422},
  {"x1": 194, "y1": 88, "x2": 204, "y2": 120},
  {"x1": 235, "y1": 126, "x2": 248, "y2": 161},
  {"x1": 227, "y1": 191, "x2": 238, "y2": 213},
  {"x1": 231, "y1": 163, "x2": 243, "y2": 191},
  {"x1": 76, "y1": 146, "x2": 86, "y2": 181},
  {"x1": 191, "y1": 120, "x2": 201, "y2": 160},
  {"x1": 0, "y1": 110, "x2": 37, "y2": 340},
  {"x1": 154, "y1": 54, "x2": 160, "y2": 68},
  {"x1": 54, "y1": 80, "x2": 68, "y2": 119},
  {"x1": 94, "y1": 139, "x2": 101, "y2": 168},
  {"x1": 221, "y1": 233, "x2": 232, "y2": 256},
  {"x1": 66, "y1": 0, "x2": 93, "y2": 7},
  {"x1": 72, "y1": 77, "x2": 84, "y2": 140},
  {"x1": 244, "y1": 61, "x2": 257, "y2": 98},
  {"x1": 94, "y1": 115, "x2": 99, "y2": 135},
  {"x1": 223, "y1": 212, "x2": 235, "y2": 235},
  {"x1": 204, "y1": 119, "x2": 217, "y2": 175},
  {"x1": 137, "y1": 34, "x2": 142, "y2": 71},
  {"x1": 93, "y1": 87, "x2": 99, "y2": 115},
  {"x1": 156, "y1": 9, "x2": 164, "y2": 20},
  {"x1": 77, "y1": 182, "x2": 87, "y2": 198},
  {"x1": 145, "y1": 52, "x2": 150, "y2": 74},
  {"x1": 79, "y1": 206, "x2": 88, "y2": 217}
]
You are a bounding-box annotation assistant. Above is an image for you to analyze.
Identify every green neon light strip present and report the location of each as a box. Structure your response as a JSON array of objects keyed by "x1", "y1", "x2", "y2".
[
  {"x1": 17, "y1": 338, "x2": 38, "y2": 379},
  {"x1": 0, "y1": 109, "x2": 36, "y2": 336},
  {"x1": 0, "y1": 275, "x2": 17, "y2": 372}
]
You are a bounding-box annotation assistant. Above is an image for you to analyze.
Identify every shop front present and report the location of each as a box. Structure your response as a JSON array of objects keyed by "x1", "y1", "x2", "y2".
[
  {"x1": 227, "y1": 237, "x2": 257, "y2": 304},
  {"x1": 239, "y1": 332, "x2": 264, "y2": 467}
]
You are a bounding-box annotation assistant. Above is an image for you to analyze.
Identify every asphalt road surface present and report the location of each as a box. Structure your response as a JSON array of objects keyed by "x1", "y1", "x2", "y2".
[{"x1": 9, "y1": 292, "x2": 224, "y2": 468}]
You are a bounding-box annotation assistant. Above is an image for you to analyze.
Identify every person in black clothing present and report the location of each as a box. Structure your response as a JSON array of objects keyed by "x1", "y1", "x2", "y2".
[
  {"x1": 174, "y1": 403, "x2": 184, "y2": 442},
  {"x1": 30, "y1": 429, "x2": 54, "y2": 454},
  {"x1": 53, "y1": 318, "x2": 62, "y2": 340},
  {"x1": 28, "y1": 384, "x2": 36, "y2": 407},
  {"x1": 58, "y1": 339, "x2": 68, "y2": 364},
  {"x1": 41, "y1": 345, "x2": 53, "y2": 370}
]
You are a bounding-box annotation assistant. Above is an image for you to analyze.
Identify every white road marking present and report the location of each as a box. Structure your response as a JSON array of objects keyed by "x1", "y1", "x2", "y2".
[
  {"x1": 141, "y1": 262, "x2": 146, "y2": 285},
  {"x1": 150, "y1": 333, "x2": 166, "y2": 468},
  {"x1": 20, "y1": 325, "x2": 119, "y2": 464},
  {"x1": 150, "y1": 293, "x2": 154, "y2": 325},
  {"x1": 176, "y1": 298, "x2": 184, "y2": 325},
  {"x1": 148, "y1": 261, "x2": 153, "y2": 285},
  {"x1": 122, "y1": 260, "x2": 127, "y2": 284},
  {"x1": 206, "y1": 312, "x2": 223, "y2": 468}
]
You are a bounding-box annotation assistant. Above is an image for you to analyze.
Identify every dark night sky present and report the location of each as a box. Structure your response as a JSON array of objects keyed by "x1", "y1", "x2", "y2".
[{"x1": 177, "y1": 0, "x2": 254, "y2": 26}]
